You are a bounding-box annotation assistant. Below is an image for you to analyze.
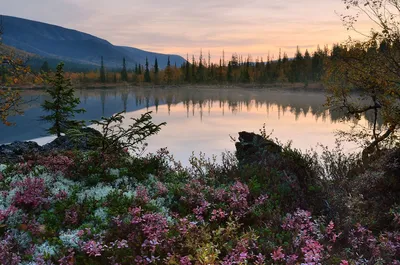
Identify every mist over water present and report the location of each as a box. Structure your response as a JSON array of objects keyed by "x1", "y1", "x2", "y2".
[{"x1": 0, "y1": 87, "x2": 369, "y2": 163}]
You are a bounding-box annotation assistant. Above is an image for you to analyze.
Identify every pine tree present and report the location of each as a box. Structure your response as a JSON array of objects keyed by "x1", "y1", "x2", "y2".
[
  {"x1": 113, "y1": 72, "x2": 117, "y2": 83},
  {"x1": 164, "y1": 56, "x2": 173, "y2": 84},
  {"x1": 144, "y1": 57, "x2": 151, "y2": 82},
  {"x1": 185, "y1": 54, "x2": 190, "y2": 82},
  {"x1": 154, "y1": 57, "x2": 159, "y2": 84},
  {"x1": 154, "y1": 58, "x2": 159, "y2": 74},
  {"x1": 138, "y1": 64, "x2": 142, "y2": 75},
  {"x1": 40, "y1": 61, "x2": 50, "y2": 73},
  {"x1": 289, "y1": 47, "x2": 304, "y2": 83},
  {"x1": 191, "y1": 55, "x2": 196, "y2": 82},
  {"x1": 197, "y1": 50, "x2": 204, "y2": 82},
  {"x1": 227, "y1": 62, "x2": 233, "y2": 82},
  {"x1": 304, "y1": 49, "x2": 312, "y2": 85},
  {"x1": 134, "y1": 63, "x2": 139, "y2": 74},
  {"x1": 121, "y1": 57, "x2": 128, "y2": 82},
  {"x1": 41, "y1": 62, "x2": 85, "y2": 137},
  {"x1": 100, "y1": 56, "x2": 106, "y2": 83}
]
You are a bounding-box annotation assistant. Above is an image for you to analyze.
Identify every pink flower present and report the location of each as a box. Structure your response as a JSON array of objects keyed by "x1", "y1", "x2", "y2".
[
  {"x1": 340, "y1": 260, "x2": 349, "y2": 265},
  {"x1": 179, "y1": 256, "x2": 192, "y2": 265},
  {"x1": 210, "y1": 208, "x2": 226, "y2": 221},
  {"x1": 82, "y1": 240, "x2": 103, "y2": 257},
  {"x1": 155, "y1": 181, "x2": 168, "y2": 196},
  {"x1": 12, "y1": 177, "x2": 48, "y2": 208},
  {"x1": 271, "y1": 246, "x2": 285, "y2": 261},
  {"x1": 135, "y1": 186, "x2": 150, "y2": 204},
  {"x1": 64, "y1": 208, "x2": 79, "y2": 225}
]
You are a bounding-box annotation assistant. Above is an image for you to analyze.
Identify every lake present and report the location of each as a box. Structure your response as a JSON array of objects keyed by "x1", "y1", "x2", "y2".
[{"x1": 0, "y1": 87, "x2": 368, "y2": 164}]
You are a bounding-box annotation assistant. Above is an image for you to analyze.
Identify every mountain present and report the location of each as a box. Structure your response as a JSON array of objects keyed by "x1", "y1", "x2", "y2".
[{"x1": 1, "y1": 15, "x2": 186, "y2": 70}]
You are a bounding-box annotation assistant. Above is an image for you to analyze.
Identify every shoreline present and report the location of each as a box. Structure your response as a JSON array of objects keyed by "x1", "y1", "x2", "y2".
[{"x1": 5, "y1": 82, "x2": 326, "y2": 92}]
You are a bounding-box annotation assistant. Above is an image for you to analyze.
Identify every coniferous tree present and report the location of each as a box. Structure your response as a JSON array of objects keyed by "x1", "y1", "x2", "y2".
[
  {"x1": 138, "y1": 64, "x2": 143, "y2": 75},
  {"x1": 227, "y1": 62, "x2": 233, "y2": 82},
  {"x1": 113, "y1": 72, "x2": 117, "y2": 83},
  {"x1": 185, "y1": 54, "x2": 190, "y2": 83},
  {"x1": 191, "y1": 55, "x2": 196, "y2": 82},
  {"x1": 41, "y1": 62, "x2": 85, "y2": 137},
  {"x1": 134, "y1": 63, "x2": 138, "y2": 74},
  {"x1": 121, "y1": 57, "x2": 128, "y2": 82},
  {"x1": 154, "y1": 58, "x2": 159, "y2": 74},
  {"x1": 40, "y1": 61, "x2": 50, "y2": 73},
  {"x1": 100, "y1": 56, "x2": 106, "y2": 83},
  {"x1": 164, "y1": 56, "x2": 173, "y2": 84},
  {"x1": 218, "y1": 58, "x2": 223, "y2": 82},
  {"x1": 303, "y1": 49, "x2": 312, "y2": 85},
  {"x1": 144, "y1": 57, "x2": 151, "y2": 82},
  {"x1": 154, "y1": 57, "x2": 160, "y2": 84}
]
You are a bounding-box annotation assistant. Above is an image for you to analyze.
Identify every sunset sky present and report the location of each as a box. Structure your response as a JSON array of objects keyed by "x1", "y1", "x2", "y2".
[{"x1": 3, "y1": 0, "x2": 374, "y2": 61}]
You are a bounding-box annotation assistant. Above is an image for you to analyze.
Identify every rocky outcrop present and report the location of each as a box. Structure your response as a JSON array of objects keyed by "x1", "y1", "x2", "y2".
[
  {"x1": 42, "y1": 128, "x2": 102, "y2": 152},
  {"x1": 0, "y1": 127, "x2": 102, "y2": 164},
  {"x1": 0, "y1": 141, "x2": 43, "y2": 164},
  {"x1": 235, "y1": 131, "x2": 282, "y2": 165}
]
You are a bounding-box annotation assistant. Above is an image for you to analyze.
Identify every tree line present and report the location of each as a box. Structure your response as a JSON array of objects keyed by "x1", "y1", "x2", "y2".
[
  {"x1": 23, "y1": 46, "x2": 331, "y2": 87},
  {"x1": 94, "y1": 47, "x2": 329, "y2": 86}
]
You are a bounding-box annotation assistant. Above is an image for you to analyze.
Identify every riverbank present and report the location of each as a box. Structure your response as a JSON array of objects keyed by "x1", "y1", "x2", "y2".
[
  {"x1": 7, "y1": 82, "x2": 326, "y2": 91},
  {"x1": 0, "y1": 130, "x2": 399, "y2": 264}
]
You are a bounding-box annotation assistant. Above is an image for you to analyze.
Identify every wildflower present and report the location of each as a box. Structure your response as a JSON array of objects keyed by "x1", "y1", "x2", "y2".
[
  {"x1": 12, "y1": 177, "x2": 48, "y2": 208},
  {"x1": 135, "y1": 185, "x2": 150, "y2": 204},
  {"x1": 64, "y1": 208, "x2": 78, "y2": 225},
  {"x1": 271, "y1": 246, "x2": 285, "y2": 261},
  {"x1": 210, "y1": 208, "x2": 226, "y2": 221},
  {"x1": 179, "y1": 256, "x2": 192, "y2": 265},
  {"x1": 82, "y1": 240, "x2": 103, "y2": 257}
]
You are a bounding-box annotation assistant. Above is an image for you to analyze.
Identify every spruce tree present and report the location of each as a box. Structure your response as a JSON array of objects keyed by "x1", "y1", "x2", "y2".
[
  {"x1": 154, "y1": 58, "x2": 159, "y2": 74},
  {"x1": 138, "y1": 64, "x2": 142, "y2": 75},
  {"x1": 144, "y1": 57, "x2": 151, "y2": 82},
  {"x1": 164, "y1": 56, "x2": 173, "y2": 84},
  {"x1": 191, "y1": 55, "x2": 196, "y2": 82},
  {"x1": 121, "y1": 57, "x2": 128, "y2": 82},
  {"x1": 197, "y1": 50, "x2": 204, "y2": 82},
  {"x1": 304, "y1": 49, "x2": 312, "y2": 85},
  {"x1": 185, "y1": 54, "x2": 190, "y2": 82},
  {"x1": 41, "y1": 62, "x2": 85, "y2": 137},
  {"x1": 40, "y1": 61, "x2": 50, "y2": 73},
  {"x1": 227, "y1": 62, "x2": 233, "y2": 82},
  {"x1": 100, "y1": 56, "x2": 106, "y2": 83}
]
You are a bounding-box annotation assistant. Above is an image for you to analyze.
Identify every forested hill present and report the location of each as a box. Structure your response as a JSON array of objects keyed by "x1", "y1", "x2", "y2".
[{"x1": 1, "y1": 15, "x2": 185, "y2": 70}]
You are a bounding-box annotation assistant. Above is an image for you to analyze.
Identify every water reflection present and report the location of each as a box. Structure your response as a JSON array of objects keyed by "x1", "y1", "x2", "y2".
[{"x1": 0, "y1": 87, "x2": 369, "y2": 161}]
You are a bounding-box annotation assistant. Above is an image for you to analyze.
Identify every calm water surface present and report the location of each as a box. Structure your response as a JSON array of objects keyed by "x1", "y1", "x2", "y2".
[{"x1": 0, "y1": 87, "x2": 368, "y2": 163}]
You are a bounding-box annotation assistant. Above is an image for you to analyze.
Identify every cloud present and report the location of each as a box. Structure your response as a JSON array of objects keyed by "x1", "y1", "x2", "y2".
[{"x1": 2, "y1": 0, "x2": 375, "y2": 61}]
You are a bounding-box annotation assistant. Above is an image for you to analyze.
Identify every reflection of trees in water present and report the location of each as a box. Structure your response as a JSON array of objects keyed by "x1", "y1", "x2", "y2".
[
  {"x1": 19, "y1": 87, "x2": 380, "y2": 126},
  {"x1": 127, "y1": 88, "x2": 335, "y2": 122}
]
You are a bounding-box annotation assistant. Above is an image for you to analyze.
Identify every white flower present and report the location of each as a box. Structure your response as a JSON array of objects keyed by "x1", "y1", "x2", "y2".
[
  {"x1": 94, "y1": 207, "x2": 108, "y2": 222},
  {"x1": 77, "y1": 184, "x2": 115, "y2": 203},
  {"x1": 59, "y1": 229, "x2": 81, "y2": 248},
  {"x1": 35, "y1": 241, "x2": 58, "y2": 257}
]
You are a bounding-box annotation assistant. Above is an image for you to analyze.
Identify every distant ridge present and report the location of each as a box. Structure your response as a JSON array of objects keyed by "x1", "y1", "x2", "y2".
[{"x1": 1, "y1": 15, "x2": 186, "y2": 70}]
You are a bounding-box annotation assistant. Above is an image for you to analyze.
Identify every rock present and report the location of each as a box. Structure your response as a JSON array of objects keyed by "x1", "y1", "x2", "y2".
[
  {"x1": 235, "y1": 131, "x2": 282, "y2": 165},
  {"x1": 0, "y1": 128, "x2": 102, "y2": 164},
  {"x1": 0, "y1": 141, "x2": 43, "y2": 164},
  {"x1": 42, "y1": 127, "x2": 101, "y2": 152}
]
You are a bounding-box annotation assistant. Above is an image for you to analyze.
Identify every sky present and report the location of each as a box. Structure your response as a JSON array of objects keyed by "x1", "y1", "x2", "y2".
[{"x1": 2, "y1": 0, "x2": 374, "y2": 61}]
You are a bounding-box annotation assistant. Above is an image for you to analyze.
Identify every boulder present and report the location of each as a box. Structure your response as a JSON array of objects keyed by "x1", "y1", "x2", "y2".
[
  {"x1": 0, "y1": 141, "x2": 43, "y2": 164},
  {"x1": 0, "y1": 128, "x2": 102, "y2": 164},
  {"x1": 235, "y1": 131, "x2": 282, "y2": 165}
]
